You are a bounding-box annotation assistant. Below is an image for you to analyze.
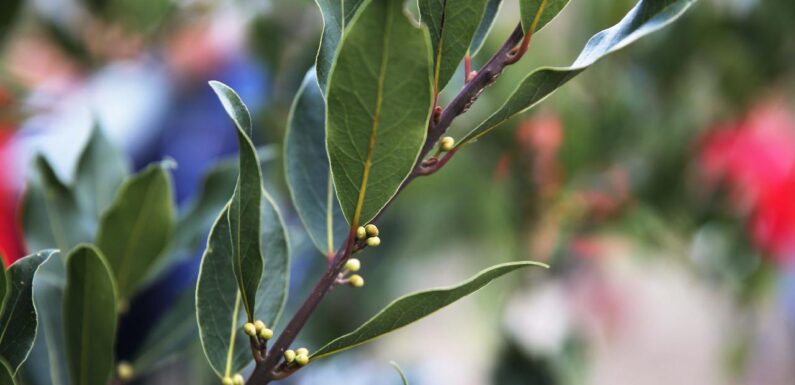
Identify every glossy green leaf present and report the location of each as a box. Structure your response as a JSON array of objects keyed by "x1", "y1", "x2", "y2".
[
  {"x1": 209, "y1": 81, "x2": 264, "y2": 322},
  {"x1": 419, "y1": 0, "x2": 488, "y2": 91},
  {"x1": 469, "y1": 0, "x2": 503, "y2": 55},
  {"x1": 74, "y1": 125, "x2": 130, "y2": 231},
  {"x1": 286, "y1": 69, "x2": 348, "y2": 257},
  {"x1": 311, "y1": 261, "x2": 547, "y2": 360},
  {"x1": 196, "y1": 191, "x2": 290, "y2": 377},
  {"x1": 0, "y1": 250, "x2": 56, "y2": 374},
  {"x1": 327, "y1": 0, "x2": 434, "y2": 227},
  {"x1": 19, "y1": 252, "x2": 69, "y2": 385},
  {"x1": 95, "y1": 163, "x2": 175, "y2": 299},
  {"x1": 314, "y1": 0, "x2": 366, "y2": 94},
  {"x1": 519, "y1": 0, "x2": 571, "y2": 34},
  {"x1": 463, "y1": 0, "x2": 697, "y2": 145},
  {"x1": 147, "y1": 147, "x2": 276, "y2": 284},
  {"x1": 0, "y1": 359, "x2": 15, "y2": 385},
  {"x1": 21, "y1": 156, "x2": 91, "y2": 253},
  {"x1": 63, "y1": 245, "x2": 117, "y2": 385}
]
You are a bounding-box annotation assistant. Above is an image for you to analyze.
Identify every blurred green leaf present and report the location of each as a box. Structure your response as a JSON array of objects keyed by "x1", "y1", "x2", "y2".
[
  {"x1": 327, "y1": 0, "x2": 434, "y2": 226},
  {"x1": 314, "y1": 0, "x2": 367, "y2": 94},
  {"x1": 74, "y1": 126, "x2": 130, "y2": 231},
  {"x1": 286, "y1": 70, "x2": 348, "y2": 257},
  {"x1": 311, "y1": 261, "x2": 547, "y2": 360},
  {"x1": 63, "y1": 245, "x2": 117, "y2": 385},
  {"x1": 21, "y1": 156, "x2": 92, "y2": 253},
  {"x1": 196, "y1": 192, "x2": 290, "y2": 377},
  {"x1": 131, "y1": 285, "x2": 197, "y2": 376},
  {"x1": 0, "y1": 359, "x2": 15, "y2": 385},
  {"x1": 419, "y1": 0, "x2": 488, "y2": 91},
  {"x1": 462, "y1": 0, "x2": 697, "y2": 145},
  {"x1": 0, "y1": 250, "x2": 56, "y2": 374},
  {"x1": 0, "y1": 258, "x2": 7, "y2": 317},
  {"x1": 95, "y1": 163, "x2": 175, "y2": 300},
  {"x1": 470, "y1": 0, "x2": 503, "y2": 55},
  {"x1": 209, "y1": 81, "x2": 264, "y2": 322},
  {"x1": 0, "y1": 0, "x2": 22, "y2": 46},
  {"x1": 519, "y1": 0, "x2": 571, "y2": 34}
]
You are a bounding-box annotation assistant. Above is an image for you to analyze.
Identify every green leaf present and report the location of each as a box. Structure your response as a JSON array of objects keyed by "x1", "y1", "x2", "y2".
[
  {"x1": 63, "y1": 245, "x2": 117, "y2": 385},
  {"x1": 95, "y1": 163, "x2": 175, "y2": 299},
  {"x1": 286, "y1": 70, "x2": 348, "y2": 257},
  {"x1": 327, "y1": 0, "x2": 434, "y2": 227},
  {"x1": 311, "y1": 261, "x2": 547, "y2": 360},
  {"x1": 21, "y1": 156, "x2": 92, "y2": 253},
  {"x1": 196, "y1": 192, "x2": 290, "y2": 378},
  {"x1": 0, "y1": 250, "x2": 56, "y2": 374},
  {"x1": 0, "y1": 258, "x2": 7, "y2": 317},
  {"x1": 314, "y1": 0, "x2": 366, "y2": 94},
  {"x1": 209, "y1": 81, "x2": 264, "y2": 322},
  {"x1": 391, "y1": 361, "x2": 409, "y2": 385},
  {"x1": 519, "y1": 0, "x2": 571, "y2": 34},
  {"x1": 148, "y1": 147, "x2": 277, "y2": 283},
  {"x1": 74, "y1": 125, "x2": 130, "y2": 230},
  {"x1": 19, "y1": 253, "x2": 69, "y2": 385},
  {"x1": 469, "y1": 0, "x2": 503, "y2": 55},
  {"x1": 419, "y1": 0, "x2": 488, "y2": 91},
  {"x1": 462, "y1": 0, "x2": 697, "y2": 145}
]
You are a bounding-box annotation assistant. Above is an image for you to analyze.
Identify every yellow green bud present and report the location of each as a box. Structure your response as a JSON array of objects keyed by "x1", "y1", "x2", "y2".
[
  {"x1": 349, "y1": 274, "x2": 364, "y2": 288},
  {"x1": 222, "y1": 377, "x2": 233, "y2": 385},
  {"x1": 440, "y1": 136, "x2": 455, "y2": 151},
  {"x1": 296, "y1": 347, "x2": 309, "y2": 356},
  {"x1": 356, "y1": 226, "x2": 367, "y2": 240},
  {"x1": 366, "y1": 236, "x2": 381, "y2": 247},
  {"x1": 345, "y1": 258, "x2": 361, "y2": 272},
  {"x1": 117, "y1": 361, "x2": 134, "y2": 381},
  {"x1": 232, "y1": 374, "x2": 244, "y2": 385},
  {"x1": 259, "y1": 327, "x2": 274, "y2": 340},
  {"x1": 295, "y1": 354, "x2": 309, "y2": 366},
  {"x1": 254, "y1": 320, "x2": 266, "y2": 333},
  {"x1": 284, "y1": 349, "x2": 296, "y2": 363},
  {"x1": 243, "y1": 322, "x2": 257, "y2": 337},
  {"x1": 364, "y1": 224, "x2": 379, "y2": 237}
]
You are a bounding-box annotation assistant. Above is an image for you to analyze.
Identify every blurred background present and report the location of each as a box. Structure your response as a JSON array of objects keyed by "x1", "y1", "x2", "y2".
[{"x1": 1, "y1": 0, "x2": 794, "y2": 384}]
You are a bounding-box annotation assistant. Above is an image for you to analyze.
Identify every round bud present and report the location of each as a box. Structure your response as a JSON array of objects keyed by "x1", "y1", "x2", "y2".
[
  {"x1": 440, "y1": 136, "x2": 455, "y2": 151},
  {"x1": 349, "y1": 274, "x2": 364, "y2": 288},
  {"x1": 364, "y1": 224, "x2": 379, "y2": 237},
  {"x1": 356, "y1": 226, "x2": 367, "y2": 240},
  {"x1": 222, "y1": 377, "x2": 234, "y2": 385},
  {"x1": 243, "y1": 323, "x2": 257, "y2": 337},
  {"x1": 295, "y1": 347, "x2": 309, "y2": 356},
  {"x1": 345, "y1": 258, "x2": 361, "y2": 272},
  {"x1": 233, "y1": 374, "x2": 245, "y2": 385},
  {"x1": 295, "y1": 354, "x2": 309, "y2": 366},
  {"x1": 284, "y1": 349, "x2": 296, "y2": 363},
  {"x1": 254, "y1": 320, "x2": 266, "y2": 332},
  {"x1": 117, "y1": 362, "x2": 134, "y2": 381},
  {"x1": 366, "y1": 236, "x2": 381, "y2": 247},
  {"x1": 259, "y1": 327, "x2": 274, "y2": 340}
]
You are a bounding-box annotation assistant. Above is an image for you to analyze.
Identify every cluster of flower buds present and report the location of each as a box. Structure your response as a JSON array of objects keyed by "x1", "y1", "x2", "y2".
[
  {"x1": 284, "y1": 347, "x2": 310, "y2": 366},
  {"x1": 222, "y1": 374, "x2": 245, "y2": 385},
  {"x1": 439, "y1": 136, "x2": 455, "y2": 152},
  {"x1": 243, "y1": 320, "x2": 274, "y2": 341},
  {"x1": 356, "y1": 223, "x2": 381, "y2": 247},
  {"x1": 344, "y1": 258, "x2": 364, "y2": 288}
]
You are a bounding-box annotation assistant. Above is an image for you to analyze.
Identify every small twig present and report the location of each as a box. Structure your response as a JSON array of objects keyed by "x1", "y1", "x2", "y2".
[{"x1": 246, "y1": 21, "x2": 533, "y2": 385}]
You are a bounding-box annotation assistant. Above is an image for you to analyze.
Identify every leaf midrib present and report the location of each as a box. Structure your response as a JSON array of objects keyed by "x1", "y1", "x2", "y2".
[{"x1": 350, "y1": 1, "x2": 394, "y2": 228}]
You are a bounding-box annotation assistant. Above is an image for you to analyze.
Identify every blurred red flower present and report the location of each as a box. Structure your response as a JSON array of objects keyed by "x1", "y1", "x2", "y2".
[
  {"x1": 699, "y1": 100, "x2": 795, "y2": 264},
  {"x1": 0, "y1": 129, "x2": 25, "y2": 266}
]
